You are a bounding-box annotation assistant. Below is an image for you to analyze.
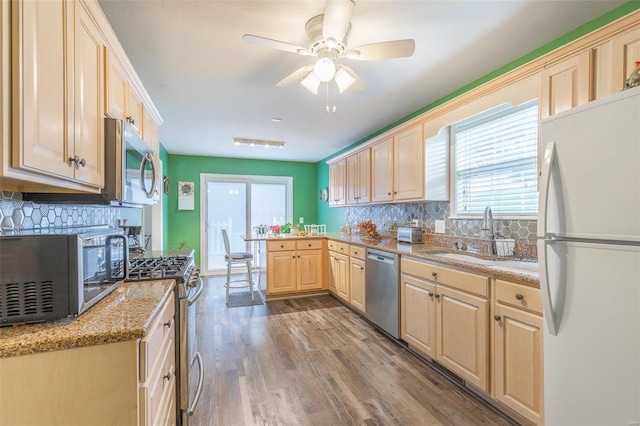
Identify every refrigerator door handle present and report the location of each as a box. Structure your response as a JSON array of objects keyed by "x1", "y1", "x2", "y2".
[{"x1": 538, "y1": 141, "x2": 558, "y2": 335}]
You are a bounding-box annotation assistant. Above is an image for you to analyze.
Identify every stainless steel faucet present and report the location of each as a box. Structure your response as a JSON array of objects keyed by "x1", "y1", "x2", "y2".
[{"x1": 482, "y1": 206, "x2": 497, "y2": 255}]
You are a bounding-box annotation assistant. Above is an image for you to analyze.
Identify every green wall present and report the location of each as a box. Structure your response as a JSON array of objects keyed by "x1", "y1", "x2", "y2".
[
  {"x1": 316, "y1": 162, "x2": 346, "y2": 232},
  {"x1": 165, "y1": 154, "x2": 318, "y2": 264}
]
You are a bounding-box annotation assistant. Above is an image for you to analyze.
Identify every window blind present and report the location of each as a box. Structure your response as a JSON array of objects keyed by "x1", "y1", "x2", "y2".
[{"x1": 453, "y1": 100, "x2": 538, "y2": 216}]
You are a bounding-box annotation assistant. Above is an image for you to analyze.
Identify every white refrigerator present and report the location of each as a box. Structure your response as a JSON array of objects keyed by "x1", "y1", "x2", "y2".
[{"x1": 539, "y1": 86, "x2": 640, "y2": 425}]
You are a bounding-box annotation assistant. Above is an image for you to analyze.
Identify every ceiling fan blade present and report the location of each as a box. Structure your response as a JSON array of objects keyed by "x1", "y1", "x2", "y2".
[
  {"x1": 242, "y1": 34, "x2": 313, "y2": 56},
  {"x1": 276, "y1": 65, "x2": 314, "y2": 87},
  {"x1": 335, "y1": 65, "x2": 365, "y2": 93},
  {"x1": 323, "y1": 0, "x2": 355, "y2": 46},
  {"x1": 345, "y1": 39, "x2": 415, "y2": 60}
]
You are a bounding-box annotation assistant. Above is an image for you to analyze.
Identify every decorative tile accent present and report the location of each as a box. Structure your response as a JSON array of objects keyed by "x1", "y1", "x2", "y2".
[
  {"x1": 0, "y1": 191, "x2": 127, "y2": 232},
  {"x1": 345, "y1": 201, "x2": 537, "y2": 242}
]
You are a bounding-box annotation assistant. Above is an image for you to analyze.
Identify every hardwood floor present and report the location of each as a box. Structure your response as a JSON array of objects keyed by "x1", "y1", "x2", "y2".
[{"x1": 191, "y1": 274, "x2": 514, "y2": 426}]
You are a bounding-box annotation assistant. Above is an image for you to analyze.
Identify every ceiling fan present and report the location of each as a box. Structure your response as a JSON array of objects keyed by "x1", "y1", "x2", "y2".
[{"x1": 242, "y1": 0, "x2": 415, "y2": 98}]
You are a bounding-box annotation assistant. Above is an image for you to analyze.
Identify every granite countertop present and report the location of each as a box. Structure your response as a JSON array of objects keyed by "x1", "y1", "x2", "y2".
[
  {"x1": 324, "y1": 233, "x2": 540, "y2": 288},
  {"x1": 0, "y1": 279, "x2": 175, "y2": 358}
]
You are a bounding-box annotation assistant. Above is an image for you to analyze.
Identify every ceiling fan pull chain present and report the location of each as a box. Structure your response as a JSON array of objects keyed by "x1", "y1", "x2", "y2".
[
  {"x1": 332, "y1": 80, "x2": 337, "y2": 113},
  {"x1": 325, "y1": 82, "x2": 330, "y2": 113}
]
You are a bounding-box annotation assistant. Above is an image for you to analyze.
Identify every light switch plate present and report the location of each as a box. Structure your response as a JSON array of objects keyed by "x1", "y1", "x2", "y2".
[
  {"x1": 299, "y1": 217, "x2": 304, "y2": 224},
  {"x1": 435, "y1": 220, "x2": 446, "y2": 234}
]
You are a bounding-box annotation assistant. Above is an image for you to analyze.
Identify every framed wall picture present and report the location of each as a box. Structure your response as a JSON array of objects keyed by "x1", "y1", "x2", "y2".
[{"x1": 178, "y1": 181, "x2": 195, "y2": 210}]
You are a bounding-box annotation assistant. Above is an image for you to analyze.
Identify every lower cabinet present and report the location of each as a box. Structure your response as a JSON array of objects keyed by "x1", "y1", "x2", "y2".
[
  {"x1": 400, "y1": 258, "x2": 490, "y2": 392},
  {"x1": 266, "y1": 239, "x2": 324, "y2": 296},
  {"x1": 349, "y1": 246, "x2": 366, "y2": 313},
  {"x1": 493, "y1": 280, "x2": 544, "y2": 425},
  {"x1": 328, "y1": 250, "x2": 349, "y2": 301},
  {"x1": 0, "y1": 291, "x2": 176, "y2": 426}
]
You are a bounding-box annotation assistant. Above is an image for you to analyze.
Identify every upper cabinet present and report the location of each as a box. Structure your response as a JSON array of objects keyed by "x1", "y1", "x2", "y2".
[
  {"x1": 539, "y1": 50, "x2": 592, "y2": 119},
  {"x1": 594, "y1": 27, "x2": 640, "y2": 99},
  {"x1": 1, "y1": 0, "x2": 162, "y2": 194},
  {"x1": 346, "y1": 148, "x2": 370, "y2": 205},
  {"x1": 371, "y1": 125, "x2": 425, "y2": 203},
  {"x1": 104, "y1": 47, "x2": 128, "y2": 120},
  {"x1": 11, "y1": 0, "x2": 104, "y2": 189},
  {"x1": 328, "y1": 159, "x2": 346, "y2": 206}
]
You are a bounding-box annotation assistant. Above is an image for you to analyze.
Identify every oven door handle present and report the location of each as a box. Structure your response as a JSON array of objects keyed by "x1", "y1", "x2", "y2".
[
  {"x1": 187, "y1": 276, "x2": 204, "y2": 306},
  {"x1": 187, "y1": 352, "x2": 204, "y2": 416},
  {"x1": 105, "y1": 235, "x2": 128, "y2": 280}
]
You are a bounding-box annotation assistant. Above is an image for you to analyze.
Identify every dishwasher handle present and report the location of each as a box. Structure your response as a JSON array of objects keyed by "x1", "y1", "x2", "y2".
[{"x1": 366, "y1": 249, "x2": 397, "y2": 265}]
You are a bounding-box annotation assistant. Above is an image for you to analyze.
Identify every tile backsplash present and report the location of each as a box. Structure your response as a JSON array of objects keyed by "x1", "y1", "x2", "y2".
[
  {"x1": 0, "y1": 191, "x2": 140, "y2": 232},
  {"x1": 344, "y1": 201, "x2": 537, "y2": 242}
]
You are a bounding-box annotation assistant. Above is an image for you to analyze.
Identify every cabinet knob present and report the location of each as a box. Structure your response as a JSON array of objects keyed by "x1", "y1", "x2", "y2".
[
  {"x1": 434, "y1": 294, "x2": 440, "y2": 299},
  {"x1": 68, "y1": 156, "x2": 77, "y2": 166},
  {"x1": 78, "y1": 158, "x2": 86, "y2": 167},
  {"x1": 163, "y1": 372, "x2": 172, "y2": 382},
  {"x1": 387, "y1": 192, "x2": 391, "y2": 196},
  {"x1": 494, "y1": 315, "x2": 502, "y2": 322},
  {"x1": 394, "y1": 191, "x2": 397, "y2": 195},
  {"x1": 126, "y1": 115, "x2": 135, "y2": 125},
  {"x1": 292, "y1": 255, "x2": 296, "y2": 259},
  {"x1": 298, "y1": 255, "x2": 300, "y2": 258},
  {"x1": 308, "y1": 244, "x2": 312, "y2": 247},
  {"x1": 427, "y1": 291, "x2": 433, "y2": 297},
  {"x1": 515, "y1": 293, "x2": 524, "y2": 301},
  {"x1": 280, "y1": 245, "x2": 284, "y2": 248},
  {"x1": 431, "y1": 272, "x2": 437, "y2": 277},
  {"x1": 163, "y1": 319, "x2": 172, "y2": 328}
]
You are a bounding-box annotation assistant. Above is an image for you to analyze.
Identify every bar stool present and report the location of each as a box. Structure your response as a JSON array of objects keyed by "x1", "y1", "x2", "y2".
[{"x1": 221, "y1": 229, "x2": 255, "y2": 303}]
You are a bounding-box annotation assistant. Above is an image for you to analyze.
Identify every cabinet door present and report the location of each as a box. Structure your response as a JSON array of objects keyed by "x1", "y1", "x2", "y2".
[
  {"x1": 104, "y1": 47, "x2": 127, "y2": 120},
  {"x1": 328, "y1": 159, "x2": 346, "y2": 206},
  {"x1": 346, "y1": 153, "x2": 358, "y2": 205},
  {"x1": 267, "y1": 251, "x2": 297, "y2": 294},
  {"x1": 72, "y1": 1, "x2": 104, "y2": 187},
  {"x1": 494, "y1": 304, "x2": 544, "y2": 425},
  {"x1": 539, "y1": 51, "x2": 591, "y2": 119},
  {"x1": 297, "y1": 249, "x2": 323, "y2": 291},
  {"x1": 401, "y1": 274, "x2": 436, "y2": 359},
  {"x1": 393, "y1": 125, "x2": 424, "y2": 200},
  {"x1": 328, "y1": 253, "x2": 338, "y2": 293},
  {"x1": 349, "y1": 257, "x2": 365, "y2": 313},
  {"x1": 127, "y1": 87, "x2": 144, "y2": 136},
  {"x1": 13, "y1": 0, "x2": 74, "y2": 180},
  {"x1": 612, "y1": 27, "x2": 640, "y2": 91},
  {"x1": 356, "y1": 148, "x2": 371, "y2": 204},
  {"x1": 335, "y1": 253, "x2": 350, "y2": 301},
  {"x1": 436, "y1": 285, "x2": 489, "y2": 392},
  {"x1": 371, "y1": 138, "x2": 393, "y2": 202}
]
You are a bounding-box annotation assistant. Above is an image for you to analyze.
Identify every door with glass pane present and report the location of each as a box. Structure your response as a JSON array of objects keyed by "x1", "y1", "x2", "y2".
[{"x1": 201, "y1": 174, "x2": 292, "y2": 274}]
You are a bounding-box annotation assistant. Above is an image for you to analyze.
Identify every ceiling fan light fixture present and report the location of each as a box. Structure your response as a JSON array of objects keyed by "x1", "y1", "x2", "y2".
[
  {"x1": 335, "y1": 67, "x2": 356, "y2": 93},
  {"x1": 344, "y1": 50, "x2": 360, "y2": 59},
  {"x1": 313, "y1": 57, "x2": 336, "y2": 82},
  {"x1": 301, "y1": 71, "x2": 321, "y2": 94}
]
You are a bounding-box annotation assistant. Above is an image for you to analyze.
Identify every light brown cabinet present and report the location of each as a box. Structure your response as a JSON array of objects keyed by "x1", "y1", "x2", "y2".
[
  {"x1": 370, "y1": 124, "x2": 424, "y2": 203},
  {"x1": 11, "y1": 0, "x2": 104, "y2": 189},
  {"x1": 595, "y1": 27, "x2": 640, "y2": 98},
  {"x1": 267, "y1": 239, "x2": 324, "y2": 296},
  {"x1": 0, "y1": 290, "x2": 176, "y2": 426},
  {"x1": 346, "y1": 148, "x2": 371, "y2": 204},
  {"x1": 328, "y1": 158, "x2": 346, "y2": 206},
  {"x1": 328, "y1": 241, "x2": 350, "y2": 302},
  {"x1": 539, "y1": 50, "x2": 592, "y2": 119},
  {"x1": 493, "y1": 280, "x2": 544, "y2": 425},
  {"x1": 127, "y1": 86, "x2": 145, "y2": 137},
  {"x1": 401, "y1": 258, "x2": 490, "y2": 392},
  {"x1": 349, "y1": 246, "x2": 366, "y2": 313},
  {"x1": 104, "y1": 47, "x2": 128, "y2": 120}
]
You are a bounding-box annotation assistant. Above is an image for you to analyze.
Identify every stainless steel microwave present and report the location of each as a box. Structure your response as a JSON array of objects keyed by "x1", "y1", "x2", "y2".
[
  {"x1": 0, "y1": 227, "x2": 128, "y2": 326},
  {"x1": 24, "y1": 118, "x2": 158, "y2": 206}
]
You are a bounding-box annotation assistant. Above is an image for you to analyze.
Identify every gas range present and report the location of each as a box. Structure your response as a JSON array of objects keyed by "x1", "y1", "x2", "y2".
[{"x1": 128, "y1": 256, "x2": 194, "y2": 283}]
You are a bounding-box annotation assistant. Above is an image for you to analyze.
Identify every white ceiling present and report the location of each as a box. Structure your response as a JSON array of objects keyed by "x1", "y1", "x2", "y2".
[{"x1": 98, "y1": 0, "x2": 625, "y2": 163}]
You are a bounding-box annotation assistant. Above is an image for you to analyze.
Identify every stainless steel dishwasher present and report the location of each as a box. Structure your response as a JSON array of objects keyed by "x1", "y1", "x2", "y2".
[{"x1": 365, "y1": 248, "x2": 400, "y2": 338}]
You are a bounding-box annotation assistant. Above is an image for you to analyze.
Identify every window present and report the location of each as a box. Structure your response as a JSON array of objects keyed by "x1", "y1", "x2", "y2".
[{"x1": 452, "y1": 100, "x2": 538, "y2": 217}]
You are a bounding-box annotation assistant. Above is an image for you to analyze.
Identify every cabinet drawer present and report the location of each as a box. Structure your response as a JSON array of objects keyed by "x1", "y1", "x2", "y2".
[
  {"x1": 336, "y1": 242, "x2": 350, "y2": 255},
  {"x1": 401, "y1": 257, "x2": 489, "y2": 297},
  {"x1": 296, "y1": 239, "x2": 323, "y2": 250},
  {"x1": 328, "y1": 240, "x2": 338, "y2": 252},
  {"x1": 350, "y1": 245, "x2": 366, "y2": 260},
  {"x1": 496, "y1": 280, "x2": 542, "y2": 315},
  {"x1": 140, "y1": 292, "x2": 175, "y2": 382},
  {"x1": 267, "y1": 240, "x2": 297, "y2": 251},
  {"x1": 140, "y1": 335, "x2": 175, "y2": 426}
]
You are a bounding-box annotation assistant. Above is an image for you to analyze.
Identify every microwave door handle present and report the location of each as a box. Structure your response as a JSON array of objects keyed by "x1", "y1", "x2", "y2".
[
  {"x1": 140, "y1": 153, "x2": 157, "y2": 199},
  {"x1": 106, "y1": 235, "x2": 129, "y2": 280}
]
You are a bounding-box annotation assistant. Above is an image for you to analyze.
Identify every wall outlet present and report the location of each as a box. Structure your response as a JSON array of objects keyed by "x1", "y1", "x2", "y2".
[
  {"x1": 435, "y1": 220, "x2": 446, "y2": 234},
  {"x1": 412, "y1": 219, "x2": 419, "y2": 227},
  {"x1": 299, "y1": 217, "x2": 304, "y2": 224}
]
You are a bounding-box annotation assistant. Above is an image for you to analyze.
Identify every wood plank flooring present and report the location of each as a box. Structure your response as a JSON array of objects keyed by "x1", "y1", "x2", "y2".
[{"x1": 190, "y1": 274, "x2": 514, "y2": 426}]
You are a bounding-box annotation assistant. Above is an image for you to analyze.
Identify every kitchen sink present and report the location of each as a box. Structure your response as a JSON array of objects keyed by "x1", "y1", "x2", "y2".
[{"x1": 432, "y1": 253, "x2": 539, "y2": 277}]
